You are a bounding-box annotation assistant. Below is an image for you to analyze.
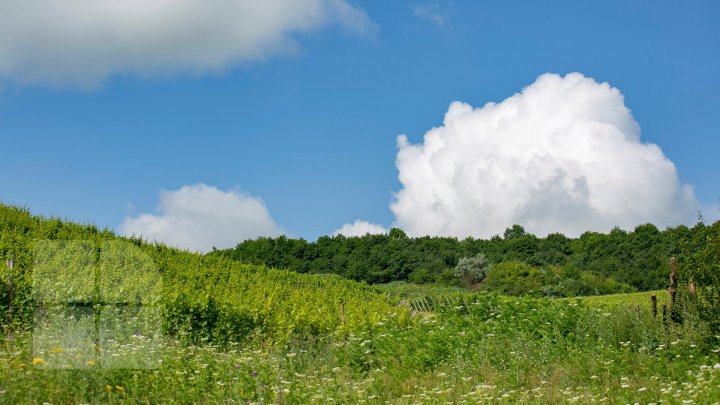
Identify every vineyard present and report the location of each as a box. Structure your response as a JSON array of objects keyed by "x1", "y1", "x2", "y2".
[
  {"x1": 1, "y1": 203, "x2": 720, "y2": 403},
  {"x1": 0, "y1": 204, "x2": 409, "y2": 344}
]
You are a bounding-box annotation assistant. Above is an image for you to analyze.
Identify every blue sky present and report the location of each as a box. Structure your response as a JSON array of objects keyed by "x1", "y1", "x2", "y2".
[{"x1": 0, "y1": 1, "x2": 718, "y2": 249}]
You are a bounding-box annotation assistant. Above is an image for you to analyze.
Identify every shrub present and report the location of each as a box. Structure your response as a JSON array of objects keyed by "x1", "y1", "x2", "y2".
[
  {"x1": 454, "y1": 253, "x2": 490, "y2": 287},
  {"x1": 483, "y1": 260, "x2": 543, "y2": 296},
  {"x1": 408, "y1": 267, "x2": 436, "y2": 284}
]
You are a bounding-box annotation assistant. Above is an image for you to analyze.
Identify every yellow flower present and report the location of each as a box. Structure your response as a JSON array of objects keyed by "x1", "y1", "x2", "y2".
[
  {"x1": 85, "y1": 360, "x2": 95, "y2": 366},
  {"x1": 115, "y1": 386, "x2": 124, "y2": 391},
  {"x1": 76, "y1": 354, "x2": 85, "y2": 360},
  {"x1": 105, "y1": 385, "x2": 112, "y2": 391},
  {"x1": 49, "y1": 348, "x2": 65, "y2": 354},
  {"x1": 32, "y1": 357, "x2": 46, "y2": 365}
]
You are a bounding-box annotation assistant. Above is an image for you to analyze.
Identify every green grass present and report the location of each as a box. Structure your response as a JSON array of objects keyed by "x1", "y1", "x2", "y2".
[
  {"x1": 2, "y1": 205, "x2": 720, "y2": 403},
  {"x1": 2, "y1": 293, "x2": 719, "y2": 403},
  {"x1": 564, "y1": 289, "x2": 669, "y2": 310},
  {"x1": 376, "y1": 281, "x2": 467, "y2": 298}
]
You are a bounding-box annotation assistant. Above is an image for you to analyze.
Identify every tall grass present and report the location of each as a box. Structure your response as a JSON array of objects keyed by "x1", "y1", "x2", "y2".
[
  {"x1": 1, "y1": 204, "x2": 719, "y2": 403},
  {"x1": 1, "y1": 293, "x2": 719, "y2": 403}
]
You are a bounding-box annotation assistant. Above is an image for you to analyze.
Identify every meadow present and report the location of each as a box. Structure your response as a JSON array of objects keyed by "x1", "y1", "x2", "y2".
[
  {"x1": 2, "y1": 292, "x2": 719, "y2": 403},
  {"x1": 1, "y1": 204, "x2": 719, "y2": 403}
]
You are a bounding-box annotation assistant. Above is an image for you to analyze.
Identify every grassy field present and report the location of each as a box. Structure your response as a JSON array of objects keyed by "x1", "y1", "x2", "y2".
[
  {"x1": 567, "y1": 289, "x2": 669, "y2": 309},
  {"x1": 2, "y1": 290, "x2": 719, "y2": 403},
  {"x1": 1, "y1": 205, "x2": 719, "y2": 403}
]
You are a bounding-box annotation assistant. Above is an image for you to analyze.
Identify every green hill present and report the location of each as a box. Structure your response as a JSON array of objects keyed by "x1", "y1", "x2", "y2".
[
  {"x1": 0, "y1": 203, "x2": 409, "y2": 344},
  {"x1": 1, "y1": 204, "x2": 719, "y2": 403}
]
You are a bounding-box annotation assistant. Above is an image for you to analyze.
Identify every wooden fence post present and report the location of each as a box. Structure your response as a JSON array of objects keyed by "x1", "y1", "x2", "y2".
[
  {"x1": 669, "y1": 257, "x2": 677, "y2": 308},
  {"x1": 339, "y1": 302, "x2": 345, "y2": 326},
  {"x1": 5, "y1": 255, "x2": 15, "y2": 324}
]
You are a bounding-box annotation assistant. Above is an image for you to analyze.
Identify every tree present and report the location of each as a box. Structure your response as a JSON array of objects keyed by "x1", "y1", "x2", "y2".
[
  {"x1": 454, "y1": 253, "x2": 490, "y2": 287},
  {"x1": 503, "y1": 224, "x2": 527, "y2": 240}
]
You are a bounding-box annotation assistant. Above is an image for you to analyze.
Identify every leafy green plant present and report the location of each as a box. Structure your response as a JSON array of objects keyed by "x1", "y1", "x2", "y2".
[
  {"x1": 454, "y1": 253, "x2": 490, "y2": 287},
  {"x1": 483, "y1": 260, "x2": 544, "y2": 296}
]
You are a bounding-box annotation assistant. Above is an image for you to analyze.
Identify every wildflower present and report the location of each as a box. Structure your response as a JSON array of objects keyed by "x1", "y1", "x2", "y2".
[
  {"x1": 115, "y1": 386, "x2": 124, "y2": 391},
  {"x1": 105, "y1": 385, "x2": 112, "y2": 391},
  {"x1": 86, "y1": 361, "x2": 95, "y2": 366},
  {"x1": 32, "y1": 357, "x2": 46, "y2": 365}
]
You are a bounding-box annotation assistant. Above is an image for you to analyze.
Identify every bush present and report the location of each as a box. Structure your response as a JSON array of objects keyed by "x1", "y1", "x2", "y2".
[
  {"x1": 483, "y1": 261, "x2": 543, "y2": 296},
  {"x1": 436, "y1": 268, "x2": 463, "y2": 286},
  {"x1": 408, "y1": 267, "x2": 437, "y2": 284},
  {"x1": 454, "y1": 253, "x2": 490, "y2": 287}
]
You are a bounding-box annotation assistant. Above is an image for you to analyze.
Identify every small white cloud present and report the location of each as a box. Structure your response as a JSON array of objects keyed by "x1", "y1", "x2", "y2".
[
  {"x1": 391, "y1": 72, "x2": 698, "y2": 238},
  {"x1": 0, "y1": 0, "x2": 376, "y2": 87},
  {"x1": 119, "y1": 184, "x2": 282, "y2": 252},
  {"x1": 412, "y1": 2, "x2": 452, "y2": 29},
  {"x1": 333, "y1": 220, "x2": 388, "y2": 237}
]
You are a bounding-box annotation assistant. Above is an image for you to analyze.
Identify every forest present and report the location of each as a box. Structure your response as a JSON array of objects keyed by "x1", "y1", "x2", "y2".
[{"x1": 214, "y1": 222, "x2": 714, "y2": 296}]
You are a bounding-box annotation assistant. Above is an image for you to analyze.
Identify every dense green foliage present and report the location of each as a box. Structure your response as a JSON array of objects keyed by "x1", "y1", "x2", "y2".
[
  {"x1": 0, "y1": 204, "x2": 409, "y2": 344},
  {"x1": 215, "y1": 222, "x2": 716, "y2": 295},
  {"x1": 676, "y1": 221, "x2": 720, "y2": 339},
  {"x1": 483, "y1": 261, "x2": 545, "y2": 296}
]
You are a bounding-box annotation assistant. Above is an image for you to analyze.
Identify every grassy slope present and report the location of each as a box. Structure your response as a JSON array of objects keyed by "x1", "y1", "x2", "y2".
[
  {"x1": 1, "y1": 205, "x2": 719, "y2": 403},
  {"x1": 0, "y1": 204, "x2": 408, "y2": 343},
  {"x1": 570, "y1": 289, "x2": 670, "y2": 309}
]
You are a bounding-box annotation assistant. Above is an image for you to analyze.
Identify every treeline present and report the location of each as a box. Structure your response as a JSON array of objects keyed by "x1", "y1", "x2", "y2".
[{"x1": 213, "y1": 222, "x2": 717, "y2": 295}]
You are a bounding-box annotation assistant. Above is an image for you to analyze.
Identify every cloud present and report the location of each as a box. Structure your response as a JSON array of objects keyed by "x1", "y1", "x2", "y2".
[
  {"x1": 412, "y1": 2, "x2": 452, "y2": 29},
  {"x1": 0, "y1": 0, "x2": 376, "y2": 87},
  {"x1": 391, "y1": 72, "x2": 698, "y2": 238},
  {"x1": 333, "y1": 220, "x2": 388, "y2": 237},
  {"x1": 119, "y1": 184, "x2": 282, "y2": 252}
]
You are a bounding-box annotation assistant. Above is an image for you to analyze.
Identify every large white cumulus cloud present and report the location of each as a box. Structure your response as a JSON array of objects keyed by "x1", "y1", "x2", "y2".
[
  {"x1": 0, "y1": 0, "x2": 375, "y2": 86},
  {"x1": 120, "y1": 184, "x2": 282, "y2": 252},
  {"x1": 391, "y1": 73, "x2": 698, "y2": 238}
]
